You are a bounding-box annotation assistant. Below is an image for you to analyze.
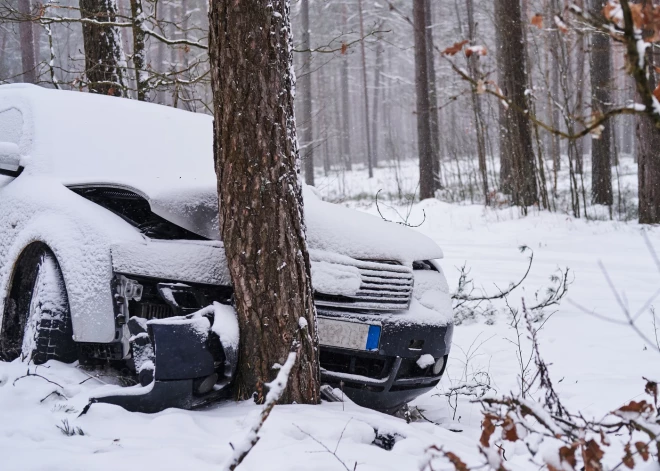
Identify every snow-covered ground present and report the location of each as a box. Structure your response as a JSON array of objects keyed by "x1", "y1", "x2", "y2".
[{"x1": 2, "y1": 166, "x2": 659, "y2": 470}]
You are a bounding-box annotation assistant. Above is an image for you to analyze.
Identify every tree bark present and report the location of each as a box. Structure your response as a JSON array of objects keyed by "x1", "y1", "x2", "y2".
[
  {"x1": 130, "y1": 0, "x2": 148, "y2": 101},
  {"x1": 208, "y1": 0, "x2": 320, "y2": 405},
  {"x1": 413, "y1": 0, "x2": 435, "y2": 200},
  {"x1": 17, "y1": 0, "x2": 37, "y2": 84},
  {"x1": 494, "y1": 0, "x2": 538, "y2": 207},
  {"x1": 358, "y1": 0, "x2": 374, "y2": 178},
  {"x1": 79, "y1": 0, "x2": 127, "y2": 96},
  {"x1": 340, "y1": 5, "x2": 352, "y2": 171},
  {"x1": 466, "y1": 0, "x2": 489, "y2": 205},
  {"x1": 425, "y1": 0, "x2": 441, "y2": 189},
  {"x1": 589, "y1": 0, "x2": 613, "y2": 206},
  {"x1": 637, "y1": 52, "x2": 660, "y2": 224},
  {"x1": 300, "y1": 0, "x2": 315, "y2": 185},
  {"x1": 371, "y1": 39, "x2": 383, "y2": 166}
]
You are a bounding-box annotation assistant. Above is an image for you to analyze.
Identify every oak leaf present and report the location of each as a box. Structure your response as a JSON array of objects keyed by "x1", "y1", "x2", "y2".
[
  {"x1": 531, "y1": 14, "x2": 543, "y2": 29},
  {"x1": 502, "y1": 415, "x2": 519, "y2": 442},
  {"x1": 635, "y1": 441, "x2": 650, "y2": 461},
  {"x1": 480, "y1": 414, "x2": 496, "y2": 447},
  {"x1": 443, "y1": 40, "x2": 469, "y2": 56},
  {"x1": 444, "y1": 451, "x2": 469, "y2": 471}
]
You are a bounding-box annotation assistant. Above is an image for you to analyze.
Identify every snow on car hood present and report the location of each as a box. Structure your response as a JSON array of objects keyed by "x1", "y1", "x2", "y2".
[
  {"x1": 145, "y1": 184, "x2": 442, "y2": 264},
  {"x1": 0, "y1": 85, "x2": 442, "y2": 264}
]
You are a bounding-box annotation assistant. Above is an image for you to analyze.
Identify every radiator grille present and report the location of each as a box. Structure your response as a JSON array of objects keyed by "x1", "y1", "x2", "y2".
[{"x1": 313, "y1": 258, "x2": 413, "y2": 312}]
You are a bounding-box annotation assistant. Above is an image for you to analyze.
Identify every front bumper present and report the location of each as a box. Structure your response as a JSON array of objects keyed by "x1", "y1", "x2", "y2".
[{"x1": 317, "y1": 309, "x2": 453, "y2": 412}]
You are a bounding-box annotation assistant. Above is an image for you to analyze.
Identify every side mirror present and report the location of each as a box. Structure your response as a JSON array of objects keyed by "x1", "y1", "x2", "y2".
[{"x1": 0, "y1": 142, "x2": 22, "y2": 177}]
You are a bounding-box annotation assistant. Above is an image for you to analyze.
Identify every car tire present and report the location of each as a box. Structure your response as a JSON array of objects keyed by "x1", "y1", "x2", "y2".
[{"x1": 0, "y1": 243, "x2": 77, "y2": 364}]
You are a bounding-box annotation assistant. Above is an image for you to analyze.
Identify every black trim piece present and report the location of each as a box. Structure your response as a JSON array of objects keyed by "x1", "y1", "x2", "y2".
[{"x1": 0, "y1": 166, "x2": 23, "y2": 178}]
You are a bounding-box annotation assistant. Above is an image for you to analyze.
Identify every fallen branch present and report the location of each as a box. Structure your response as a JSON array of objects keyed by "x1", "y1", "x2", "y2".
[{"x1": 222, "y1": 347, "x2": 298, "y2": 471}]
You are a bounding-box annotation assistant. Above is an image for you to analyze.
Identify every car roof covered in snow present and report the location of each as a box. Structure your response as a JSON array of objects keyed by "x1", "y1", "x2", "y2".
[{"x1": 0, "y1": 84, "x2": 216, "y2": 193}]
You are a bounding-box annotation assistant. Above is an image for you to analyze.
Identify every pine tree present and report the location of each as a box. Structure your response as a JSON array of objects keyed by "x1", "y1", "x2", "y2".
[{"x1": 208, "y1": 0, "x2": 320, "y2": 404}]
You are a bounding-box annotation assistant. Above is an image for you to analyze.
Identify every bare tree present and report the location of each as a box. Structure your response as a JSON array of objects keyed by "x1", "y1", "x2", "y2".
[
  {"x1": 358, "y1": 0, "x2": 373, "y2": 178},
  {"x1": 17, "y1": 0, "x2": 36, "y2": 84},
  {"x1": 425, "y1": 0, "x2": 441, "y2": 190},
  {"x1": 413, "y1": 0, "x2": 435, "y2": 200},
  {"x1": 300, "y1": 0, "x2": 314, "y2": 186},
  {"x1": 208, "y1": 0, "x2": 320, "y2": 404},
  {"x1": 79, "y1": 0, "x2": 128, "y2": 96},
  {"x1": 637, "y1": 50, "x2": 660, "y2": 224},
  {"x1": 494, "y1": 0, "x2": 537, "y2": 207},
  {"x1": 590, "y1": 0, "x2": 613, "y2": 206}
]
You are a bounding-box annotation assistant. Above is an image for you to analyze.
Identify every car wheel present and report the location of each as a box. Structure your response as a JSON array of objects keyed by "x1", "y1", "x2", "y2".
[{"x1": 0, "y1": 244, "x2": 77, "y2": 364}]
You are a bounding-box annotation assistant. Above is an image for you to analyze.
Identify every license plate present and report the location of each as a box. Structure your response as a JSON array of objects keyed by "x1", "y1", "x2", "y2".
[{"x1": 317, "y1": 318, "x2": 381, "y2": 351}]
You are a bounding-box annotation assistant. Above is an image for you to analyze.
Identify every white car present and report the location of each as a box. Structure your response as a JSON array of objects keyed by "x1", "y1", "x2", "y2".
[{"x1": 0, "y1": 85, "x2": 453, "y2": 412}]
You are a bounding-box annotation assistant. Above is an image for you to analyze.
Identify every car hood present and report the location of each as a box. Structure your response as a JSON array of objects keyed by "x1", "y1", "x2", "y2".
[{"x1": 142, "y1": 184, "x2": 442, "y2": 264}]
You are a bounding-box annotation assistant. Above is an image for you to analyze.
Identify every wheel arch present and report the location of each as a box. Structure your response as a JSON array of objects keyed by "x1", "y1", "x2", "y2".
[{"x1": 0, "y1": 221, "x2": 117, "y2": 344}]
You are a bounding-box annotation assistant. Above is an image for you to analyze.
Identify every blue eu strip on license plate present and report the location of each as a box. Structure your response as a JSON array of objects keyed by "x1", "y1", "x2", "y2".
[{"x1": 365, "y1": 325, "x2": 381, "y2": 351}]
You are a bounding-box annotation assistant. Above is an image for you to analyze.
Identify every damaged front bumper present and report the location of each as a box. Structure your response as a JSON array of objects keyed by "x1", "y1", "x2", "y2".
[
  {"x1": 91, "y1": 305, "x2": 237, "y2": 413},
  {"x1": 317, "y1": 308, "x2": 453, "y2": 412}
]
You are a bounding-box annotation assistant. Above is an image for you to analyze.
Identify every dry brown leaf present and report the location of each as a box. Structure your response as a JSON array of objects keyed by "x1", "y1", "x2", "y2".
[
  {"x1": 444, "y1": 451, "x2": 469, "y2": 471},
  {"x1": 107, "y1": 87, "x2": 116, "y2": 96},
  {"x1": 531, "y1": 14, "x2": 543, "y2": 29},
  {"x1": 622, "y1": 443, "x2": 635, "y2": 469},
  {"x1": 479, "y1": 414, "x2": 496, "y2": 448},
  {"x1": 340, "y1": 43, "x2": 348, "y2": 55},
  {"x1": 502, "y1": 416, "x2": 519, "y2": 442},
  {"x1": 582, "y1": 439, "x2": 605, "y2": 471},
  {"x1": 559, "y1": 444, "x2": 578, "y2": 468},
  {"x1": 618, "y1": 400, "x2": 654, "y2": 414},
  {"x1": 635, "y1": 441, "x2": 650, "y2": 461},
  {"x1": 443, "y1": 40, "x2": 469, "y2": 56}
]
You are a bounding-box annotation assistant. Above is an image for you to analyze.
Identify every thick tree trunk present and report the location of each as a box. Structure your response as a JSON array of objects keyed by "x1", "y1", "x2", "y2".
[
  {"x1": 637, "y1": 53, "x2": 660, "y2": 224},
  {"x1": 17, "y1": 0, "x2": 37, "y2": 84},
  {"x1": 208, "y1": 0, "x2": 320, "y2": 405},
  {"x1": 494, "y1": 0, "x2": 537, "y2": 207},
  {"x1": 300, "y1": 0, "x2": 315, "y2": 185},
  {"x1": 79, "y1": 0, "x2": 127, "y2": 96},
  {"x1": 358, "y1": 0, "x2": 374, "y2": 178},
  {"x1": 589, "y1": 0, "x2": 613, "y2": 206},
  {"x1": 425, "y1": 0, "x2": 441, "y2": 189},
  {"x1": 413, "y1": 0, "x2": 435, "y2": 200}
]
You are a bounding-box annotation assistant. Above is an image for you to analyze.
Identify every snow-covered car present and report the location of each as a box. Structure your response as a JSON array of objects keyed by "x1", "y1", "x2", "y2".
[{"x1": 0, "y1": 85, "x2": 453, "y2": 413}]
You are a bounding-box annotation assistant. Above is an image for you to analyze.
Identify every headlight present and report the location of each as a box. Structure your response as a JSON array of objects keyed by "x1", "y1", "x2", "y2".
[{"x1": 412, "y1": 260, "x2": 438, "y2": 271}]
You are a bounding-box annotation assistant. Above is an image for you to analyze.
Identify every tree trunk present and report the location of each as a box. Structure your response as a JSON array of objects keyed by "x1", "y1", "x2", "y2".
[
  {"x1": 300, "y1": 0, "x2": 315, "y2": 186},
  {"x1": 17, "y1": 0, "x2": 37, "y2": 84},
  {"x1": 371, "y1": 40, "x2": 383, "y2": 166},
  {"x1": 79, "y1": 0, "x2": 127, "y2": 96},
  {"x1": 358, "y1": 0, "x2": 373, "y2": 178},
  {"x1": 425, "y1": 0, "x2": 441, "y2": 189},
  {"x1": 637, "y1": 52, "x2": 660, "y2": 224},
  {"x1": 130, "y1": 0, "x2": 148, "y2": 101},
  {"x1": 208, "y1": 0, "x2": 320, "y2": 405},
  {"x1": 466, "y1": 0, "x2": 489, "y2": 205},
  {"x1": 413, "y1": 0, "x2": 435, "y2": 200},
  {"x1": 494, "y1": 0, "x2": 537, "y2": 207},
  {"x1": 340, "y1": 5, "x2": 352, "y2": 171},
  {"x1": 589, "y1": 0, "x2": 613, "y2": 206}
]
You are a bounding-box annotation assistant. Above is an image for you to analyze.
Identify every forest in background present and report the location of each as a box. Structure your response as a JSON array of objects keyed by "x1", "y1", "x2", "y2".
[{"x1": 0, "y1": 0, "x2": 658, "y2": 225}]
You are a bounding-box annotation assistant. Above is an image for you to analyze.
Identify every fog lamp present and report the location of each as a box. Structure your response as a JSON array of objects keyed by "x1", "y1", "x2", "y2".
[{"x1": 432, "y1": 356, "x2": 445, "y2": 375}]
